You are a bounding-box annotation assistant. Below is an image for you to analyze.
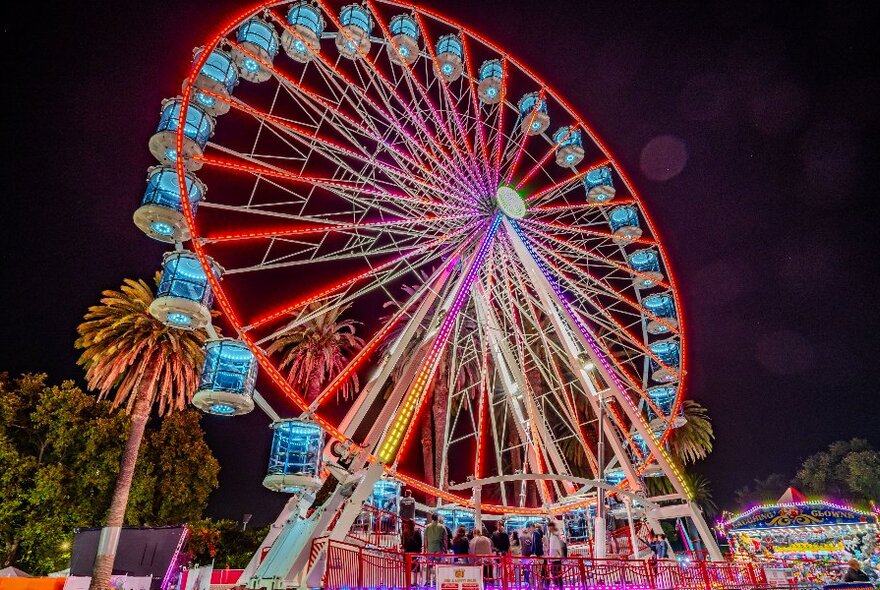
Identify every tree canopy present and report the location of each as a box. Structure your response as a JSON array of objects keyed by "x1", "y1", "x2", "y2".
[
  {"x1": 794, "y1": 438, "x2": 880, "y2": 508},
  {"x1": 0, "y1": 373, "x2": 219, "y2": 574}
]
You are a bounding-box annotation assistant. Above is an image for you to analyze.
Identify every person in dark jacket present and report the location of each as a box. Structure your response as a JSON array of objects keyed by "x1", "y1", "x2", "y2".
[
  {"x1": 492, "y1": 522, "x2": 511, "y2": 555},
  {"x1": 844, "y1": 559, "x2": 870, "y2": 583},
  {"x1": 452, "y1": 526, "x2": 470, "y2": 558},
  {"x1": 401, "y1": 519, "x2": 423, "y2": 583}
]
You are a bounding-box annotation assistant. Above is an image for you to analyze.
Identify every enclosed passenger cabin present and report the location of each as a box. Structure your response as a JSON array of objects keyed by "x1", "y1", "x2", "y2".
[
  {"x1": 232, "y1": 18, "x2": 279, "y2": 83},
  {"x1": 282, "y1": 2, "x2": 324, "y2": 62},
  {"x1": 478, "y1": 60, "x2": 503, "y2": 104},
  {"x1": 584, "y1": 165, "x2": 616, "y2": 203},
  {"x1": 133, "y1": 166, "x2": 205, "y2": 243},
  {"x1": 645, "y1": 385, "x2": 683, "y2": 429},
  {"x1": 149, "y1": 251, "x2": 221, "y2": 330},
  {"x1": 553, "y1": 126, "x2": 584, "y2": 167},
  {"x1": 631, "y1": 432, "x2": 650, "y2": 457},
  {"x1": 369, "y1": 478, "x2": 402, "y2": 513},
  {"x1": 389, "y1": 14, "x2": 419, "y2": 65},
  {"x1": 518, "y1": 92, "x2": 550, "y2": 136},
  {"x1": 192, "y1": 339, "x2": 258, "y2": 416},
  {"x1": 608, "y1": 205, "x2": 642, "y2": 244},
  {"x1": 336, "y1": 4, "x2": 373, "y2": 59},
  {"x1": 436, "y1": 508, "x2": 475, "y2": 532},
  {"x1": 648, "y1": 338, "x2": 681, "y2": 382},
  {"x1": 435, "y1": 34, "x2": 463, "y2": 82},
  {"x1": 148, "y1": 97, "x2": 215, "y2": 171},
  {"x1": 189, "y1": 48, "x2": 239, "y2": 116},
  {"x1": 628, "y1": 249, "x2": 664, "y2": 289},
  {"x1": 642, "y1": 293, "x2": 677, "y2": 334},
  {"x1": 563, "y1": 509, "x2": 590, "y2": 542},
  {"x1": 263, "y1": 419, "x2": 325, "y2": 493},
  {"x1": 605, "y1": 468, "x2": 626, "y2": 486}
]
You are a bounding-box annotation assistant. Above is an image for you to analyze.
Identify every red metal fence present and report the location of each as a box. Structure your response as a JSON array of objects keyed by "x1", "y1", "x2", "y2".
[{"x1": 319, "y1": 539, "x2": 770, "y2": 590}]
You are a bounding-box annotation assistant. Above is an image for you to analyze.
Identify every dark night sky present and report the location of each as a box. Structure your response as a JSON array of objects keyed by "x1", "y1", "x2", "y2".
[{"x1": 3, "y1": 1, "x2": 879, "y2": 527}]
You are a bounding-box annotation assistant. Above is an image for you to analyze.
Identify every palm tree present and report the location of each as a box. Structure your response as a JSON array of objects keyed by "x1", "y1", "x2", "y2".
[
  {"x1": 75, "y1": 277, "x2": 210, "y2": 590},
  {"x1": 668, "y1": 400, "x2": 714, "y2": 464},
  {"x1": 266, "y1": 304, "x2": 364, "y2": 403}
]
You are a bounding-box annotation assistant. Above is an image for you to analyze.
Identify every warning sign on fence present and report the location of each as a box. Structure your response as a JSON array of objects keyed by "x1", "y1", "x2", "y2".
[{"x1": 436, "y1": 565, "x2": 483, "y2": 590}]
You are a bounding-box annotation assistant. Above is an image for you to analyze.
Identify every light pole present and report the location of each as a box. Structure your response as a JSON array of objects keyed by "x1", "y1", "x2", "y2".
[{"x1": 242, "y1": 514, "x2": 252, "y2": 532}]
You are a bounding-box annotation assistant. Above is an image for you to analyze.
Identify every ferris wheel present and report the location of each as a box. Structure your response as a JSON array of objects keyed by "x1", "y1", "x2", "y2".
[{"x1": 134, "y1": 0, "x2": 722, "y2": 576}]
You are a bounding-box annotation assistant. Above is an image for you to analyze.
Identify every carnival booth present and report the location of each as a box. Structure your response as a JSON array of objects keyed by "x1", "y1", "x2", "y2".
[{"x1": 720, "y1": 488, "x2": 879, "y2": 584}]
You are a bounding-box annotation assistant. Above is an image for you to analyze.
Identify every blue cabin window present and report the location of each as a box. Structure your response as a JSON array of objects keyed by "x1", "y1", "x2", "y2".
[
  {"x1": 437, "y1": 508, "x2": 475, "y2": 531},
  {"x1": 157, "y1": 99, "x2": 214, "y2": 149},
  {"x1": 649, "y1": 339, "x2": 681, "y2": 367},
  {"x1": 436, "y1": 34, "x2": 462, "y2": 58},
  {"x1": 369, "y1": 479, "x2": 401, "y2": 512},
  {"x1": 605, "y1": 469, "x2": 625, "y2": 485},
  {"x1": 564, "y1": 510, "x2": 589, "y2": 542},
  {"x1": 518, "y1": 93, "x2": 547, "y2": 115},
  {"x1": 238, "y1": 19, "x2": 279, "y2": 57},
  {"x1": 585, "y1": 166, "x2": 614, "y2": 190},
  {"x1": 267, "y1": 420, "x2": 324, "y2": 477},
  {"x1": 553, "y1": 127, "x2": 582, "y2": 147},
  {"x1": 643, "y1": 294, "x2": 676, "y2": 319},
  {"x1": 390, "y1": 14, "x2": 419, "y2": 39},
  {"x1": 479, "y1": 60, "x2": 503, "y2": 81},
  {"x1": 197, "y1": 49, "x2": 238, "y2": 92},
  {"x1": 287, "y1": 3, "x2": 324, "y2": 36},
  {"x1": 199, "y1": 340, "x2": 257, "y2": 395},
  {"x1": 647, "y1": 385, "x2": 676, "y2": 417},
  {"x1": 340, "y1": 5, "x2": 373, "y2": 33},
  {"x1": 628, "y1": 249, "x2": 660, "y2": 273},
  {"x1": 608, "y1": 206, "x2": 640, "y2": 233},
  {"x1": 157, "y1": 252, "x2": 217, "y2": 308},
  {"x1": 141, "y1": 166, "x2": 203, "y2": 213}
]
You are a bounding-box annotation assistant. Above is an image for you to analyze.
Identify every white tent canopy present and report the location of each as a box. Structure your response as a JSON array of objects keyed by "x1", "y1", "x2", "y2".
[{"x1": 0, "y1": 566, "x2": 32, "y2": 578}]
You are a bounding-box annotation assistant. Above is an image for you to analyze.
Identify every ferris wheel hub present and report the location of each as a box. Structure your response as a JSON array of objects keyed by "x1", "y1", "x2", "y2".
[{"x1": 495, "y1": 186, "x2": 527, "y2": 219}]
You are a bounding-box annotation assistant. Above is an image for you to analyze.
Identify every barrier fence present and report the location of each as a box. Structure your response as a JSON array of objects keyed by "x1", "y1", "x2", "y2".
[{"x1": 320, "y1": 540, "x2": 772, "y2": 590}]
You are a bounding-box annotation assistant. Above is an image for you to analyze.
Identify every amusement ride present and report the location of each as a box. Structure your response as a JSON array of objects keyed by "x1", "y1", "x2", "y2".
[{"x1": 133, "y1": 1, "x2": 723, "y2": 586}]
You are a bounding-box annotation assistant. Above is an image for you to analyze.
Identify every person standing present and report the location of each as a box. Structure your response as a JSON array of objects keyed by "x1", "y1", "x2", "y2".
[
  {"x1": 469, "y1": 529, "x2": 494, "y2": 580},
  {"x1": 425, "y1": 513, "x2": 448, "y2": 554},
  {"x1": 401, "y1": 519, "x2": 423, "y2": 586},
  {"x1": 452, "y1": 526, "x2": 470, "y2": 560},
  {"x1": 521, "y1": 525, "x2": 534, "y2": 586},
  {"x1": 532, "y1": 523, "x2": 545, "y2": 589},
  {"x1": 654, "y1": 534, "x2": 669, "y2": 559},
  {"x1": 546, "y1": 522, "x2": 565, "y2": 590},
  {"x1": 399, "y1": 489, "x2": 416, "y2": 522},
  {"x1": 492, "y1": 522, "x2": 511, "y2": 555}
]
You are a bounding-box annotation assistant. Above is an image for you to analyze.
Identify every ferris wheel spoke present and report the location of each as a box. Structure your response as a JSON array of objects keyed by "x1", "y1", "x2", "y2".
[
  {"x1": 459, "y1": 35, "x2": 494, "y2": 187},
  {"x1": 246, "y1": 219, "x2": 480, "y2": 329},
  {"x1": 260, "y1": 16, "x2": 481, "y2": 202},
  {"x1": 525, "y1": 158, "x2": 612, "y2": 206},
  {"x1": 515, "y1": 126, "x2": 578, "y2": 191},
  {"x1": 521, "y1": 217, "x2": 656, "y2": 247},
  {"x1": 231, "y1": 40, "x2": 461, "y2": 196},
  {"x1": 315, "y1": 1, "x2": 483, "y2": 198},
  {"x1": 524, "y1": 223, "x2": 673, "y2": 291},
  {"x1": 490, "y1": 59, "x2": 510, "y2": 188},
  {"x1": 528, "y1": 198, "x2": 637, "y2": 214},
  {"x1": 501, "y1": 88, "x2": 546, "y2": 186}
]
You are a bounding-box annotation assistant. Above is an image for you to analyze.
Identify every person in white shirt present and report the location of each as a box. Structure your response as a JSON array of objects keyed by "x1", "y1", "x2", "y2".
[{"x1": 545, "y1": 522, "x2": 565, "y2": 590}]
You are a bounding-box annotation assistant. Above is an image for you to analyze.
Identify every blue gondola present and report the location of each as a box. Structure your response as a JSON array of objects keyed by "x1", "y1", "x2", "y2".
[
  {"x1": 605, "y1": 468, "x2": 626, "y2": 486},
  {"x1": 435, "y1": 34, "x2": 463, "y2": 81},
  {"x1": 645, "y1": 385, "x2": 678, "y2": 427},
  {"x1": 437, "y1": 508, "x2": 475, "y2": 532},
  {"x1": 133, "y1": 166, "x2": 206, "y2": 243},
  {"x1": 149, "y1": 251, "x2": 221, "y2": 330},
  {"x1": 518, "y1": 92, "x2": 549, "y2": 135},
  {"x1": 192, "y1": 339, "x2": 257, "y2": 416},
  {"x1": 563, "y1": 509, "x2": 590, "y2": 542},
  {"x1": 282, "y1": 2, "x2": 324, "y2": 62},
  {"x1": 478, "y1": 59, "x2": 503, "y2": 104},
  {"x1": 190, "y1": 48, "x2": 239, "y2": 116},
  {"x1": 643, "y1": 293, "x2": 677, "y2": 334},
  {"x1": 628, "y1": 249, "x2": 664, "y2": 289},
  {"x1": 148, "y1": 97, "x2": 215, "y2": 171},
  {"x1": 553, "y1": 126, "x2": 584, "y2": 166},
  {"x1": 608, "y1": 205, "x2": 642, "y2": 243},
  {"x1": 369, "y1": 478, "x2": 402, "y2": 513},
  {"x1": 232, "y1": 18, "x2": 279, "y2": 83},
  {"x1": 263, "y1": 419, "x2": 325, "y2": 493},
  {"x1": 389, "y1": 14, "x2": 419, "y2": 65},
  {"x1": 649, "y1": 338, "x2": 681, "y2": 382},
  {"x1": 584, "y1": 165, "x2": 616, "y2": 203},
  {"x1": 336, "y1": 4, "x2": 373, "y2": 59}
]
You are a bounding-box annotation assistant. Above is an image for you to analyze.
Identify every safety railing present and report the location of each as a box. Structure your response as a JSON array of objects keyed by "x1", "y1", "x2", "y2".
[
  {"x1": 347, "y1": 503, "x2": 424, "y2": 548},
  {"x1": 318, "y1": 539, "x2": 773, "y2": 590}
]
